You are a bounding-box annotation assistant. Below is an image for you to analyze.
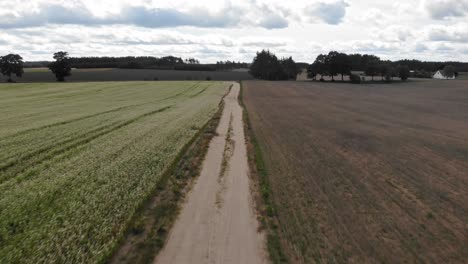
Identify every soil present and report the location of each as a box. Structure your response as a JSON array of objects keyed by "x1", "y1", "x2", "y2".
[
  {"x1": 154, "y1": 82, "x2": 267, "y2": 264},
  {"x1": 242, "y1": 79, "x2": 468, "y2": 263}
]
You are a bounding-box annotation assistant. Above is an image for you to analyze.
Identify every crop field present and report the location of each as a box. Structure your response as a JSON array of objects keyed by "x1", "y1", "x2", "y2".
[
  {"x1": 243, "y1": 80, "x2": 468, "y2": 263},
  {"x1": 458, "y1": 72, "x2": 468, "y2": 80},
  {"x1": 0, "y1": 81, "x2": 229, "y2": 263},
  {"x1": 9, "y1": 68, "x2": 253, "y2": 82}
]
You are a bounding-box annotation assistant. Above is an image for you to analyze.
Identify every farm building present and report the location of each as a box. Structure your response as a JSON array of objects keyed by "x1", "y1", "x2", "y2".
[{"x1": 433, "y1": 70, "x2": 455, "y2": 79}]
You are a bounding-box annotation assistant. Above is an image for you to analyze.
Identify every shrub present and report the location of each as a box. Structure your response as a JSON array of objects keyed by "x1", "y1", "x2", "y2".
[
  {"x1": 385, "y1": 74, "x2": 392, "y2": 83},
  {"x1": 349, "y1": 74, "x2": 361, "y2": 84}
]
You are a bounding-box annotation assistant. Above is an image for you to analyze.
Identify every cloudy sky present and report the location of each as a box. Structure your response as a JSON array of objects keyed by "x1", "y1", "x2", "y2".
[{"x1": 0, "y1": 0, "x2": 467, "y2": 62}]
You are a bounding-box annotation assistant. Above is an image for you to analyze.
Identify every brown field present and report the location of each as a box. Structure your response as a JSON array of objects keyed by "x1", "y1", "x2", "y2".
[
  {"x1": 458, "y1": 72, "x2": 468, "y2": 80},
  {"x1": 243, "y1": 79, "x2": 468, "y2": 263}
]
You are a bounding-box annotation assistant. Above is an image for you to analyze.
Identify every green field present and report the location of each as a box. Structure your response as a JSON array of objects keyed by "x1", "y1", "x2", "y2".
[
  {"x1": 23, "y1": 67, "x2": 51, "y2": 73},
  {"x1": 0, "y1": 81, "x2": 228, "y2": 263}
]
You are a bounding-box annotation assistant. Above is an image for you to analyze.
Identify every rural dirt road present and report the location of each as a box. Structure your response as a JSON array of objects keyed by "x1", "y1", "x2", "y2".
[{"x1": 154, "y1": 82, "x2": 267, "y2": 264}]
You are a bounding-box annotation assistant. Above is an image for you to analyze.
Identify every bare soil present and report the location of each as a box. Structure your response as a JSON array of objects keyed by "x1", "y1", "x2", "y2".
[
  {"x1": 154, "y1": 82, "x2": 267, "y2": 264},
  {"x1": 242, "y1": 79, "x2": 468, "y2": 263}
]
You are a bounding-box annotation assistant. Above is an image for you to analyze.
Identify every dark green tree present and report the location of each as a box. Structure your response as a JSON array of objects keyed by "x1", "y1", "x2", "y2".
[
  {"x1": 326, "y1": 51, "x2": 340, "y2": 81},
  {"x1": 249, "y1": 50, "x2": 285, "y2": 80},
  {"x1": 365, "y1": 63, "x2": 379, "y2": 81},
  {"x1": 363, "y1": 55, "x2": 381, "y2": 81},
  {"x1": 0, "y1": 54, "x2": 24, "y2": 82},
  {"x1": 442, "y1": 65, "x2": 455, "y2": 79},
  {"x1": 280, "y1": 57, "x2": 298, "y2": 80},
  {"x1": 336, "y1": 52, "x2": 351, "y2": 81},
  {"x1": 308, "y1": 54, "x2": 328, "y2": 81},
  {"x1": 307, "y1": 63, "x2": 319, "y2": 80},
  {"x1": 384, "y1": 65, "x2": 395, "y2": 82},
  {"x1": 378, "y1": 64, "x2": 389, "y2": 81},
  {"x1": 397, "y1": 65, "x2": 410, "y2": 81},
  {"x1": 48, "y1": 51, "x2": 71, "y2": 82}
]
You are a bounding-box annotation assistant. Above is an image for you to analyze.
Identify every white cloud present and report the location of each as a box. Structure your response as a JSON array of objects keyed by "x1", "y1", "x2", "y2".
[
  {"x1": 0, "y1": 1, "x2": 288, "y2": 29},
  {"x1": 414, "y1": 43, "x2": 429, "y2": 52},
  {"x1": 0, "y1": 0, "x2": 467, "y2": 62},
  {"x1": 304, "y1": 0, "x2": 349, "y2": 25},
  {"x1": 427, "y1": 24, "x2": 468, "y2": 43},
  {"x1": 425, "y1": 0, "x2": 468, "y2": 19}
]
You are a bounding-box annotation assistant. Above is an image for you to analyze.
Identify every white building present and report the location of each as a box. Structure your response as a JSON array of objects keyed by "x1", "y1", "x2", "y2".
[{"x1": 433, "y1": 70, "x2": 455, "y2": 80}]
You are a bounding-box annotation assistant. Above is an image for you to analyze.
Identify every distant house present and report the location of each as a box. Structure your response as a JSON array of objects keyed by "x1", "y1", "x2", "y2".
[{"x1": 433, "y1": 70, "x2": 455, "y2": 80}]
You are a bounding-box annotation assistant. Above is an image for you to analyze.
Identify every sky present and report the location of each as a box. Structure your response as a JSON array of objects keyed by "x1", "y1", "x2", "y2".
[{"x1": 0, "y1": 0, "x2": 467, "y2": 63}]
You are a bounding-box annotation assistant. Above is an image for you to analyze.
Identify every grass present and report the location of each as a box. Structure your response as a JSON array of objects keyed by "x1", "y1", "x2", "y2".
[
  {"x1": 242, "y1": 79, "x2": 468, "y2": 263},
  {"x1": 0, "y1": 81, "x2": 229, "y2": 263},
  {"x1": 109, "y1": 86, "x2": 230, "y2": 264},
  {"x1": 23, "y1": 67, "x2": 50, "y2": 73}
]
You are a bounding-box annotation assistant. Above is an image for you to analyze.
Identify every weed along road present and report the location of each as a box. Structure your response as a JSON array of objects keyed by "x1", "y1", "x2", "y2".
[{"x1": 154, "y1": 82, "x2": 267, "y2": 264}]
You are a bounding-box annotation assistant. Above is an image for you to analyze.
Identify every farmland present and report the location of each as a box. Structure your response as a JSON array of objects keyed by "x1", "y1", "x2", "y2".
[
  {"x1": 14, "y1": 68, "x2": 253, "y2": 82},
  {"x1": 0, "y1": 81, "x2": 229, "y2": 263},
  {"x1": 243, "y1": 80, "x2": 468, "y2": 263}
]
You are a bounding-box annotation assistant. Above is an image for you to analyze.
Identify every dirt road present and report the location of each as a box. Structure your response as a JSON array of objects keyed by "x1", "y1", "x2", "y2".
[{"x1": 154, "y1": 82, "x2": 266, "y2": 264}]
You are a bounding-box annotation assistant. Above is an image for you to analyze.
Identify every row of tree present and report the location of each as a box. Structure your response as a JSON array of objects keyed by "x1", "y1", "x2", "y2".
[
  {"x1": 249, "y1": 50, "x2": 298, "y2": 80},
  {"x1": 248, "y1": 50, "x2": 466, "y2": 82},
  {"x1": 1, "y1": 52, "x2": 71, "y2": 82},
  {"x1": 67, "y1": 56, "x2": 185, "y2": 69},
  {"x1": 0, "y1": 54, "x2": 24, "y2": 82},
  {"x1": 307, "y1": 51, "x2": 459, "y2": 82},
  {"x1": 215, "y1": 61, "x2": 250, "y2": 71},
  {"x1": 308, "y1": 51, "x2": 356, "y2": 81},
  {"x1": 334, "y1": 54, "x2": 468, "y2": 73}
]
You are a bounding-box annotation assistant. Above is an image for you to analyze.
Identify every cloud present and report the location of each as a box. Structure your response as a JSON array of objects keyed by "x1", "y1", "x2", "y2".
[
  {"x1": 241, "y1": 40, "x2": 287, "y2": 48},
  {"x1": 254, "y1": 4, "x2": 289, "y2": 29},
  {"x1": 305, "y1": 0, "x2": 349, "y2": 25},
  {"x1": 355, "y1": 8, "x2": 389, "y2": 26},
  {"x1": 427, "y1": 24, "x2": 468, "y2": 43},
  {"x1": 414, "y1": 43, "x2": 429, "y2": 52},
  {"x1": 435, "y1": 43, "x2": 454, "y2": 51},
  {"x1": 1, "y1": 0, "x2": 468, "y2": 62},
  {"x1": 119, "y1": 6, "x2": 241, "y2": 28},
  {"x1": 425, "y1": 0, "x2": 468, "y2": 19},
  {"x1": 0, "y1": 2, "x2": 289, "y2": 30},
  {"x1": 257, "y1": 13, "x2": 288, "y2": 29},
  {"x1": 346, "y1": 40, "x2": 399, "y2": 53},
  {"x1": 0, "y1": 4, "x2": 110, "y2": 29},
  {"x1": 377, "y1": 26, "x2": 413, "y2": 42}
]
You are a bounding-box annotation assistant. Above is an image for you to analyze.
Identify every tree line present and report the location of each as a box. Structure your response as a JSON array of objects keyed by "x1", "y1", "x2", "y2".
[
  {"x1": 1, "y1": 52, "x2": 71, "y2": 82},
  {"x1": 68, "y1": 56, "x2": 186, "y2": 69},
  {"x1": 216, "y1": 61, "x2": 250, "y2": 71},
  {"x1": 23, "y1": 56, "x2": 250, "y2": 72},
  {"x1": 308, "y1": 51, "x2": 412, "y2": 82},
  {"x1": 249, "y1": 49, "x2": 464, "y2": 82},
  {"x1": 249, "y1": 50, "x2": 299, "y2": 80},
  {"x1": 308, "y1": 51, "x2": 459, "y2": 82}
]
